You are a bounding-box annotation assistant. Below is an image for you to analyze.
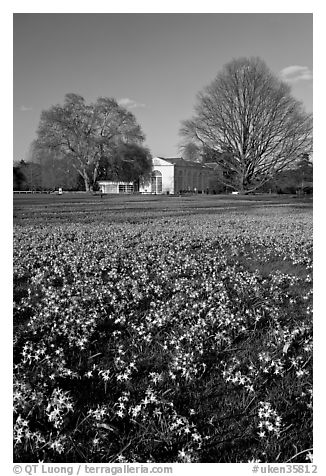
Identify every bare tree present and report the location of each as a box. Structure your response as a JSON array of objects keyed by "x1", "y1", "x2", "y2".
[
  {"x1": 180, "y1": 57, "x2": 312, "y2": 192},
  {"x1": 34, "y1": 94, "x2": 146, "y2": 191}
]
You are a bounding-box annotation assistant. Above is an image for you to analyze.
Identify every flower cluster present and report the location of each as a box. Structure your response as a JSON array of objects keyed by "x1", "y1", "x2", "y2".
[
  {"x1": 13, "y1": 208, "x2": 312, "y2": 463},
  {"x1": 257, "y1": 401, "x2": 282, "y2": 438}
]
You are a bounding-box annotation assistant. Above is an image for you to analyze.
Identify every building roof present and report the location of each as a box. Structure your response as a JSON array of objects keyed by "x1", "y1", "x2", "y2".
[
  {"x1": 157, "y1": 157, "x2": 210, "y2": 169},
  {"x1": 98, "y1": 180, "x2": 134, "y2": 185},
  {"x1": 205, "y1": 162, "x2": 219, "y2": 169}
]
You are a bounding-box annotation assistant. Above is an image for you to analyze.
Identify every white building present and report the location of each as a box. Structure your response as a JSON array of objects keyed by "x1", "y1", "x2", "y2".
[
  {"x1": 97, "y1": 181, "x2": 134, "y2": 194},
  {"x1": 98, "y1": 157, "x2": 217, "y2": 195}
]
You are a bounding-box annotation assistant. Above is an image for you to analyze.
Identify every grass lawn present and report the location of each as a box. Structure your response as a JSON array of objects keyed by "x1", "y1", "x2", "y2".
[
  {"x1": 13, "y1": 194, "x2": 313, "y2": 463},
  {"x1": 13, "y1": 192, "x2": 312, "y2": 224}
]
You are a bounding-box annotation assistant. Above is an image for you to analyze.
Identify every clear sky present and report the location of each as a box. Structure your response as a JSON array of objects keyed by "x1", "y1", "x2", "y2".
[{"x1": 13, "y1": 13, "x2": 313, "y2": 161}]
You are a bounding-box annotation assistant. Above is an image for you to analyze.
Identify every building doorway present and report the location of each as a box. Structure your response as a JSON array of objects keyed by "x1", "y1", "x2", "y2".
[{"x1": 151, "y1": 170, "x2": 162, "y2": 194}]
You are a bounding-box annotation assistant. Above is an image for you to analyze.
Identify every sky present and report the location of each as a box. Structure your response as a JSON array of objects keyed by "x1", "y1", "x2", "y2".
[{"x1": 13, "y1": 13, "x2": 313, "y2": 161}]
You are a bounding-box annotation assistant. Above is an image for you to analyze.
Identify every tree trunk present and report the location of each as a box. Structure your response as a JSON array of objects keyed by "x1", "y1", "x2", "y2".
[
  {"x1": 83, "y1": 174, "x2": 93, "y2": 192},
  {"x1": 93, "y1": 161, "x2": 100, "y2": 187}
]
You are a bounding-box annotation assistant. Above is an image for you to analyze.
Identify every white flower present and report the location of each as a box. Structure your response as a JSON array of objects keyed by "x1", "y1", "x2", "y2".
[
  {"x1": 306, "y1": 451, "x2": 313, "y2": 462},
  {"x1": 178, "y1": 449, "x2": 186, "y2": 458}
]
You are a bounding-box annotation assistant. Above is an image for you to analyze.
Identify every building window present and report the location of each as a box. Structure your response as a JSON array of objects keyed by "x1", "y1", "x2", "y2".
[
  {"x1": 193, "y1": 172, "x2": 198, "y2": 190},
  {"x1": 118, "y1": 184, "x2": 134, "y2": 193},
  {"x1": 100, "y1": 182, "x2": 118, "y2": 193},
  {"x1": 151, "y1": 170, "x2": 162, "y2": 194},
  {"x1": 176, "y1": 170, "x2": 183, "y2": 193},
  {"x1": 185, "y1": 171, "x2": 190, "y2": 190}
]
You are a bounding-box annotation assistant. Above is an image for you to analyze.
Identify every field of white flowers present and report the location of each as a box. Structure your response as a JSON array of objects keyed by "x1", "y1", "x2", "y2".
[{"x1": 13, "y1": 206, "x2": 312, "y2": 463}]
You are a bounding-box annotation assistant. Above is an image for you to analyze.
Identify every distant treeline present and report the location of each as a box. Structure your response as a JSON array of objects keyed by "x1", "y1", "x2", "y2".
[
  {"x1": 13, "y1": 156, "x2": 313, "y2": 194},
  {"x1": 204, "y1": 154, "x2": 313, "y2": 195},
  {"x1": 256, "y1": 157, "x2": 313, "y2": 194},
  {"x1": 14, "y1": 142, "x2": 152, "y2": 193},
  {"x1": 13, "y1": 159, "x2": 85, "y2": 192}
]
